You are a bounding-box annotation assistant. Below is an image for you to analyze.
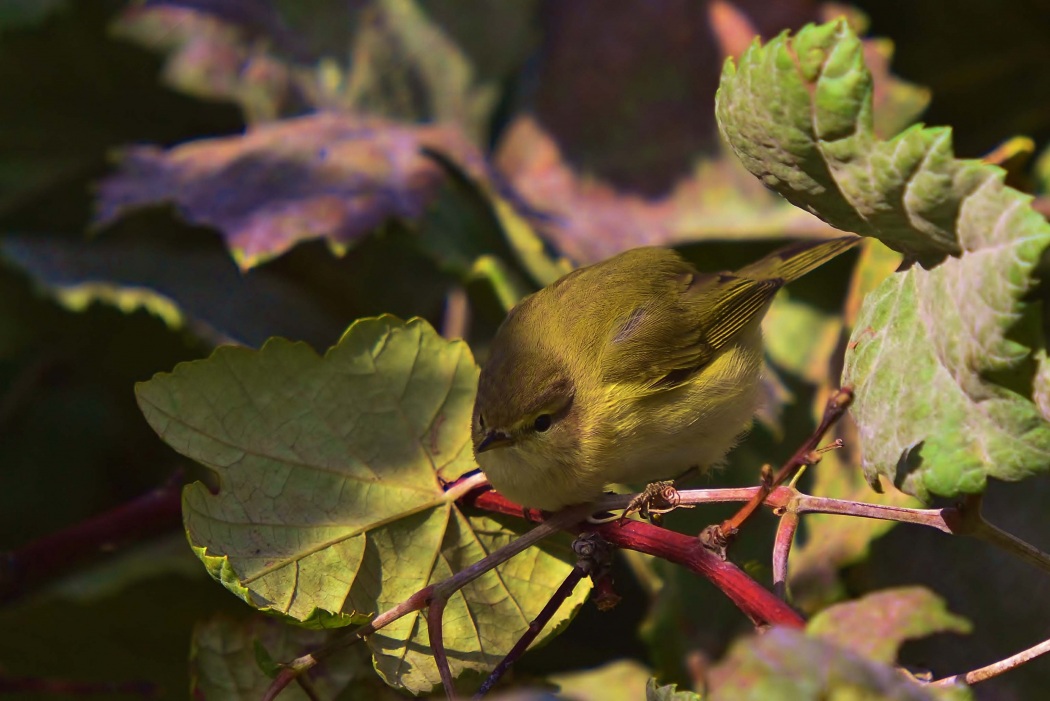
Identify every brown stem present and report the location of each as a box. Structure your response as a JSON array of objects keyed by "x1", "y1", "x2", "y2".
[
  {"x1": 786, "y1": 490, "x2": 1050, "y2": 574},
  {"x1": 474, "y1": 565, "x2": 587, "y2": 698},
  {"x1": 931, "y1": 636, "x2": 1050, "y2": 687},
  {"x1": 714, "y1": 387, "x2": 853, "y2": 544},
  {"x1": 1, "y1": 470, "x2": 184, "y2": 603},
  {"x1": 772, "y1": 510, "x2": 800, "y2": 600},
  {"x1": 427, "y1": 598, "x2": 456, "y2": 699},
  {"x1": 789, "y1": 494, "x2": 955, "y2": 532},
  {"x1": 294, "y1": 674, "x2": 322, "y2": 701}
]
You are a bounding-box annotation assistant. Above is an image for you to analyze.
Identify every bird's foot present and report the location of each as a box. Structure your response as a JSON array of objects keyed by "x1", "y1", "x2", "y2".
[{"x1": 625, "y1": 481, "x2": 691, "y2": 522}]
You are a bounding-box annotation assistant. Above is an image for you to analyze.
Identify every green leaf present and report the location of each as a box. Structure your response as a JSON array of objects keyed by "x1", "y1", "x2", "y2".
[
  {"x1": 808, "y1": 587, "x2": 971, "y2": 664},
  {"x1": 191, "y1": 615, "x2": 369, "y2": 701},
  {"x1": 718, "y1": 19, "x2": 1050, "y2": 500},
  {"x1": 646, "y1": 677, "x2": 701, "y2": 701},
  {"x1": 705, "y1": 627, "x2": 972, "y2": 701},
  {"x1": 717, "y1": 19, "x2": 990, "y2": 265},
  {"x1": 845, "y1": 232, "x2": 1050, "y2": 498},
  {"x1": 136, "y1": 315, "x2": 589, "y2": 694}
]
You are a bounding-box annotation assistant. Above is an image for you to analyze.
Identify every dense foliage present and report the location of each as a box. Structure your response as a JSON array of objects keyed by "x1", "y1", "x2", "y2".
[{"x1": 3, "y1": 2, "x2": 1050, "y2": 700}]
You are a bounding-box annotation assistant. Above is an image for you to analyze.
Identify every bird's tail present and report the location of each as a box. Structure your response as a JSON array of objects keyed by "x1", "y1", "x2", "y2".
[{"x1": 736, "y1": 235, "x2": 861, "y2": 282}]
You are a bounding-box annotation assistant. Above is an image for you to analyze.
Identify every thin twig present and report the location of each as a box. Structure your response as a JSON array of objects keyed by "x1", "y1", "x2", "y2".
[
  {"x1": 474, "y1": 565, "x2": 587, "y2": 698},
  {"x1": 930, "y1": 635, "x2": 1050, "y2": 687},
  {"x1": 599, "y1": 485, "x2": 1050, "y2": 576},
  {"x1": 784, "y1": 490, "x2": 1050, "y2": 574},
  {"x1": 772, "y1": 510, "x2": 799, "y2": 600},
  {"x1": 708, "y1": 387, "x2": 853, "y2": 549},
  {"x1": 788, "y1": 494, "x2": 956, "y2": 532}
]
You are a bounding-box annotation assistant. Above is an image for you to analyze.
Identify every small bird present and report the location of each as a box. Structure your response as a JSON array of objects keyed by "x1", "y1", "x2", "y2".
[{"x1": 471, "y1": 236, "x2": 858, "y2": 511}]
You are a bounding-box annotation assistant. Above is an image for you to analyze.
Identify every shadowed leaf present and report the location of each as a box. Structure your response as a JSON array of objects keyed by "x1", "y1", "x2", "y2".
[
  {"x1": 191, "y1": 615, "x2": 375, "y2": 701},
  {"x1": 96, "y1": 113, "x2": 484, "y2": 269},
  {"x1": 111, "y1": 4, "x2": 305, "y2": 123},
  {"x1": 136, "y1": 316, "x2": 589, "y2": 694}
]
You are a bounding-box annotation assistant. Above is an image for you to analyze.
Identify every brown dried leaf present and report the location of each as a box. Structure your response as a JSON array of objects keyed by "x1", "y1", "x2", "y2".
[
  {"x1": 96, "y1": 113, "x2": 483, "y2": 269},
  {"x1": 495, "y1": 116, "x2": 833, "y2": 265}
]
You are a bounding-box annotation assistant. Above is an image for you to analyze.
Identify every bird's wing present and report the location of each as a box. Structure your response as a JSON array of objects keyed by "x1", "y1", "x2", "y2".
[{"x1": 603, "y1": 237, "x2": 858, "y2": 389}]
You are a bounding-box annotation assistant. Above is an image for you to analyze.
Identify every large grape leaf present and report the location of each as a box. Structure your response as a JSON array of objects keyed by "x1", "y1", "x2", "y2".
[
  {"x1": 136, "y1": 316, "x2": 590, "y2": 694},
  {"x1": 716, "y1": 19, "x2": 1050, "y2": 500}
]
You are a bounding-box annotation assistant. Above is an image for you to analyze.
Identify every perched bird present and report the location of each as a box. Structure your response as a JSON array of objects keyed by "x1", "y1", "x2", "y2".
[{"x1": 471, "y1": 236, "x2": 858, "y2": 511}]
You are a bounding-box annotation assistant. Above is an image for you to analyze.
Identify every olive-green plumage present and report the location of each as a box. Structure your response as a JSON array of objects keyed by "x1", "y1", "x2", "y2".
[{"x1": 472, "y1": 236, "x2": 858, "y2": 510}]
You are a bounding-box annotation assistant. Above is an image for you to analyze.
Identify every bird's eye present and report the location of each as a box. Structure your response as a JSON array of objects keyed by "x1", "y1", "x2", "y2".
[
  {"x1": 478, "y1": 414, "x2": 486, "y2": 430},
  {"x1": 533, "y1": 414, "x2": 552, "y2": 432}
]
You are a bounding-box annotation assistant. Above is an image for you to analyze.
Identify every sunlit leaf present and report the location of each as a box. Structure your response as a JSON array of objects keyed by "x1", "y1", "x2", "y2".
[
  {"x1": 718, "y1": 19, "x2": 1050, "y2": 500},
  {"x1": 136, "y1": 315, "x2": 589, "y2": 693},
  {"x1": 718, "y1": 19, "x2": 987, "y2": 264}
]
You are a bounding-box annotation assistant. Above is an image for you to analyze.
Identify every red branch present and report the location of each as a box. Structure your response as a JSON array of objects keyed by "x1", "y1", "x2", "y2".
[
  {"x1": 464, "y1": 489, "x2": 804, "y2": 629},
  {"x1": 1, "y1": 472, "x2": 184, "y2": 603}
]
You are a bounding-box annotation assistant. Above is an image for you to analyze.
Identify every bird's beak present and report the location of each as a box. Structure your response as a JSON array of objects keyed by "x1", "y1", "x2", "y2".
[{"x1": 476, "y1": 430, "x2": 514, "y2": 453}]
